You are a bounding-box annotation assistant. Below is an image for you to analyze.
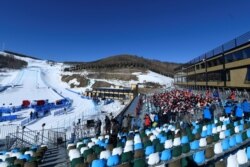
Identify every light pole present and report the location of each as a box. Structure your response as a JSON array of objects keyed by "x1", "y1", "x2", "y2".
[
  {"x1": 41, "y1": 123, "x2": 46, "y2": 145},
  {"x1": 21, "y1": 126, "x2": 26, "y2": 148}
]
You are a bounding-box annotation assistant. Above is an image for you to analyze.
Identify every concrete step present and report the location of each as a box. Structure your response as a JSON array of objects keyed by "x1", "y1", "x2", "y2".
[{"x1": 39, "y1": 146, "x2": 68, "y2": 167}]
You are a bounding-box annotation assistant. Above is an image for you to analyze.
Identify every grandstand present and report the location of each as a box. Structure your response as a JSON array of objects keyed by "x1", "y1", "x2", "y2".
[
  {"x1": 85, "y1": 84, "x2": 138, "y2": 100},
  {"x1": 1, "y1": 32, "x2": 250, "y2": 167},
  {"x1": 64, "y1": 90, "x2": 250, "y2": 167}
]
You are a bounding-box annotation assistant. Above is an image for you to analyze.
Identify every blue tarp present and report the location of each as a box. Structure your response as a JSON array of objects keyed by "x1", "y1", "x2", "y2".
[{"x1": 0, "y1": 115, "x2": 17, "y2": 122}]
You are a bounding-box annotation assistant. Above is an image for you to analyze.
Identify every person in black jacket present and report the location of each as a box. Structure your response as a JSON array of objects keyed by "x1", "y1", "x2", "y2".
[
  {"x1": 95, "y1": 119, "x2": 102, "y2": 136},
  {"x1": 105, "y1": 116, "x2": 111, "y2": 134}
]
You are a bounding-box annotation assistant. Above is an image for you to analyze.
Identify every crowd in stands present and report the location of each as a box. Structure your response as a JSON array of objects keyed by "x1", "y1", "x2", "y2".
[
  {"x1": 142, "y1": 89, "x2": 250, "y2": 127},
  {"x1": 67, "y1": 113, "x2": 250, "y2": 167},
  {"x1": 141, "y1": 90, "x2": 218, "y2": 128},
  {"x1": 7, "y1": 88, "x2": 245, "y2": 167},
  {"x1": 3, "y1": 88, "x2": 250, "y2": 167}
]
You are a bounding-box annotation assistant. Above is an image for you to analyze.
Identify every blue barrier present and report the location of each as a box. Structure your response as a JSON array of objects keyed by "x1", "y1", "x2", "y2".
[
  {"x1": 54, "y1": 107, "x2": 74, "y2": 116},
  {"x1": 0, "y1": 115, "x2": 17, "y2": 122},
  {"x1": 0, "y1": 86, "x2": 10, "y2": 92},
  {"x1": 21, "y1": 118, "x2": 30, "y2": 126},
  {"x1": 0, "y1": 108, "x2": 11, "y2": 113},
  {"x1": 1, "y1": 98, "x2": 73, "y2": 123}
]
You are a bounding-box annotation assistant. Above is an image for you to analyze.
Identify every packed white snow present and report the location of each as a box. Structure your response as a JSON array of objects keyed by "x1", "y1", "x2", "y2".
[
  {"x1": 132, "y1": 71, "x2": 173, "y2": 87},
  {"x1": 0, "y1": 67, "x2": 61, "y2": 107},
  {"x1": 0, "y1": 52, "x2": 173, "y2": 132}
]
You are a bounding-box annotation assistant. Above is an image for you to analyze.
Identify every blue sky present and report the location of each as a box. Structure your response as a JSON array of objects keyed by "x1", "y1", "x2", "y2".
[{"x1": 0, "y1": 0, "x2": 250, "y2": 63}]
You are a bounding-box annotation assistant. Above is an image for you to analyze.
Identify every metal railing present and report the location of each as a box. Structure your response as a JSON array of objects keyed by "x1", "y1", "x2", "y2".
[
  {"x1": 0, "y1": 124, "x2": 19, "y2": 139},
  {"x1": 6, "y1": 126, "x2": 67, "y2": 149}
]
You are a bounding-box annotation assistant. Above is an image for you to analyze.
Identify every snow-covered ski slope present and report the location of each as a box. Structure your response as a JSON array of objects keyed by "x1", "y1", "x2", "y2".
[
  {"x1": 0, "y1": 67, "x2": 61, "y2": 106},
  {"x1": 0, "y1": 52, "x2": 173, "y2": 130},
  {"x1": 0, "y1": 53, "x2": 96, "y2": 130}
]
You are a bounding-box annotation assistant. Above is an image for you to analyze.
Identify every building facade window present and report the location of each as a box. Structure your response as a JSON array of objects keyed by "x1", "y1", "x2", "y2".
[
  {"x1": 187, "y1": 75, "x2": 195, "y2": 82},
  {"x1": 225, "y1": 47, "x2": 250, "y2": 63},
  {"x1": 207, "y1": 71, "x2": 223, "y2": 81},
  {"x1": 246, "y1": 66, "x2": 250, "y2": 82},
  {"x1": 196, "y1": 64, "x2": 200, "y2": 70},
  {"x1": 196, "y1": 73, "x2": 206, "y2": 82},
  {"x1": 201, "y1": 63, "x2": 205, "y2": 69},
  {"x1": 226, "y1": 70, "x2": 231, "y2": 81}
]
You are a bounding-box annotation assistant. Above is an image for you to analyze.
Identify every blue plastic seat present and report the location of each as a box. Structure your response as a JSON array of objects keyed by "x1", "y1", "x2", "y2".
[
  {"x1": 236, "y1": 134, "x2": 243, "y2": 144},
  {"x1": 201, "y1": 131, "x2": 207, "y2": 138},
  {"x1": 195, "y1": 125, "x2": 199, "y2": 129},
  {"x1": 160, "y1": 149, "x2": 171, "y2": 161},
  {"x1": 160, "y1": 136, "x2": 167, "y2": 144},
  {"x1": 134, "y1": 143, "x2": 143, "y2": 150},
  {"x1": 92, "y1": 159, "x2": 106, "y2": 167},
  {"x1": 222, "y1": 138, "x2": 229, "y2": 151},
  {"x1": 181, "y1": 136, "x2": 189, "y2": 144},
  {"x1": 107, "y1": 155, "x2": 120, "y2": 166},
  {"x1": 100, "y1": 142, "x2": 108, "y2": 148},
  {"x1": 229, "y1": 136, "x2": 236, "y2": 147},
  {"x1": 0, "y1": 151, "x2": 6, "y2": 155},
  {"x1": 145, "y1": 146, "x2": 155, "y2": 156},
  {"x1": 31, "y1": 145, "x2": 38, "y2": 150},
  {"x1": 192, "y1": 128, "x2": 198, "y2": 134},
  {"x1": 190, "y1": 140, "x2": 199, "y2": 150},
  {"x1": 11, "y1": 148, "x2": 20, "y2": 153},
  {"x1": 157, "y1": 134, "x2": 163, "y2": 139},
  {"x1": 97, "y1": 140, "x2": 103, "y2": 146},
  {"x1": 225, "y1": 129, "x2": 231, "y2": 137},
  {"x1": 105, "y1": 138, "x2": 109, "y2": 144},
  {"x1": 240, "y1": 119, "x2": 244, "y2": 125},
  {"x1": 234, "y1": 122, "x2": 238, "y2": 126},
  {"x1": 83, "y1": 138, "x2": 90, "y2": 144},
  {"x1": 207, "y1": 124, "x2": 212, "y2": 130},
  {"x1": 207, "y1": 129, "x2": 212, "y2": 136},
  {"x1": 247, "y1": 129, "x2": 250, "y2": 138},
  {"x1": 19, "y1": 154, "x2": 31, "y2": 161},
  {"x1": 247, "y1": 147, "x2": 250, "y2": 160},
  {"x1": 239, "y1": 124, "x2": 244, "y2": 132},
  {"x1": 145, "y1": 129, "x2": 151, "y2": 134},
  {"x1": 193, "y1": 151, "x2": 205, "y2": 164}
]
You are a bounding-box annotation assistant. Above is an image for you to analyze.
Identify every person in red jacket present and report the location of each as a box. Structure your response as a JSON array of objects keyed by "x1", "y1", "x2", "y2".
[{"x1": 144, "y1": 114, "x2": 151, "y2": 129}]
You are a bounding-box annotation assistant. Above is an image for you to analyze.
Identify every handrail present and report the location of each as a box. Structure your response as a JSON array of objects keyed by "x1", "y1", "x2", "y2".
[
  {"x1": 7, "y1": 127, "x2": 67, "y2": 149},
  {"x1": 23, "y1": 127, "x2": 56, "y2": 144}
]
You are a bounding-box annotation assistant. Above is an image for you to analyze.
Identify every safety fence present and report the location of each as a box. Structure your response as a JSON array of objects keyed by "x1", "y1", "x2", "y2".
[
  {"x1": 5, "y1": 126, "x2": 67, "y2": 149},
  {"x1": 0, "y1": 124, "x2": 19, "y2": 140}
]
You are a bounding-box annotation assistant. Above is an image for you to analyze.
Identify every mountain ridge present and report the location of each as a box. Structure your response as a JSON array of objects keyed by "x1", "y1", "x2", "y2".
[
  {"x1": 64, "y1": 54, "x2": 182, "y2": 77},
  {"x1": 1, "y1": 51, "x2": 182, "y2": 77}
]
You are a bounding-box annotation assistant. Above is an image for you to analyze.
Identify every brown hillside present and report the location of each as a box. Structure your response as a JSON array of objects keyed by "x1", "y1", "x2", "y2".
[{"x1": 64, "y1": 55, "x2": 182, "y2": 77}]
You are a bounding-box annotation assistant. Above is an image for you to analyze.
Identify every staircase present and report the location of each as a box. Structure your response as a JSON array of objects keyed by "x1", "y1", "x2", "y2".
[
  {"x1": 39, "y1": 146, "x2": 69, "y2": 167},
  {"x1": 6, "y1": 127, "x2": 67, "y2": 149},
  {"x1": 5, "y1": 126, "x2": 69, "y2": 166}
]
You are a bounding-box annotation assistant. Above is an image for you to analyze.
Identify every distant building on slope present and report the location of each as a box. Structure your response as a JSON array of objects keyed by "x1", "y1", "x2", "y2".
[{"x1": 85, "y1": 84, "x2": 138, "y2": 100}]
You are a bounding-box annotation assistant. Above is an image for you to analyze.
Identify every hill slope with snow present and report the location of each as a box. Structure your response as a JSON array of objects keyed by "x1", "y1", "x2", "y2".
[{"x1": 0, "y1": 51, "x2": 173, "y2": 131}]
